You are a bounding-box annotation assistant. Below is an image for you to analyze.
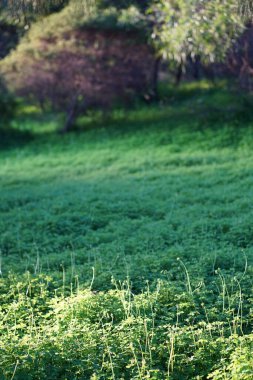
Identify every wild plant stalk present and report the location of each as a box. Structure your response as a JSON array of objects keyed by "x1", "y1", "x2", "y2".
[
  {"x1": 61, "y1": 264, "x2": 65, "y2": 297},
  {"x1": 75, "y1": 274, "x2": 80, "y2": 294},
  {"x1": 34, "y1": 245, "x2": 40, "y2": 275},
  {"x1": 113, "y1": 277, "x2": 133, "y2": 319},
  {"x1": 234, "y1": 277, "x2": 244, "y2": 335},
  {"x1": 0, "y1": 250, "x2": 2, "y2": 277},
  {"x1": 201, "y1": 303, "x2": 213, "y2": 338},
  {"x1": 167, "y1": 332, "x2": 175, "y2": 378},
  {"x1": 89, "y1": 266, "x2": 95, "y2": 291},
  {"x1": 216, "y1": 269, "x2": 229, "y2": 313},
  {"x1": 177, "y1": 258, "x2": 193, "y2": 296},
  {"x1": 10, "y1": 360, "x2": 19, "y2": 380},
  {"x1": 70, "y1": 247, "x2": 76, "y2": 283},
  {"x1": 101, "y1": 321, "x2": 116, "y2": 380},
  {"x1": 130, "y1": 342, "x2": 143, "y2": 379}
]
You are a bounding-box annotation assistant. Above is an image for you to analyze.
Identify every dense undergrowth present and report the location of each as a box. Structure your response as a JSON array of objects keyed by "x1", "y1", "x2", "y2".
[{"x1": 1, "y1": 82, "x2": 253, "y2": 379}]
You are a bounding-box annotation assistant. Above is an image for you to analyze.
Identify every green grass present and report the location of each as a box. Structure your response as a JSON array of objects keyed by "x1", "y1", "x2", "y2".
[{"x1": 1, "y1": 82, "x2": 253, "y2": 379}]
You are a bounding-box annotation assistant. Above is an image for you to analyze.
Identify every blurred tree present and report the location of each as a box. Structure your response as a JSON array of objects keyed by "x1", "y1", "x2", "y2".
[
  {"x1": 149, "y1": 0, "x2": 243, "y2": 71},
  {"x1": 1, "y1": 0, "x2": 69, "y2": 25},
  {"x1": 1, "y1": 0, "x2": 68, "y2": 15},
  {"x1": 1, "y1": 0, "x2": 151, "y2": 14},
  {"x1": 2, "y1": 0, "x2": 252, "y2": 134},
  {"x1": 0, "y1": 2, "x2": 156, "y2": 132},
  {"x1": 239, "y1": 0, "x2": 253, "y2": 19}
]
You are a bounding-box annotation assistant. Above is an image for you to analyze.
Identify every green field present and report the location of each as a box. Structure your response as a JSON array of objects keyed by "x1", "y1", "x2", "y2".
[{"x1": 1, "y1": 83, "x2": 253, "y2": 379}]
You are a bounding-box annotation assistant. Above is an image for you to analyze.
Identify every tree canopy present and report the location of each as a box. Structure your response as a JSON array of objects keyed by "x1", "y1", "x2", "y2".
[
  {"x1": 2, "y1": 0, "x2": 251, "y2": 65},
  {"x1": 1, "y1": 0, "x2": 68, "y2": 15},
  {"x1": 148, "y1": 0, "x2": 244, "y2": 66}
]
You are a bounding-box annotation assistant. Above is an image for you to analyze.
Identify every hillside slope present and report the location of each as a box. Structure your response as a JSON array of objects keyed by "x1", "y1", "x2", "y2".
[{"x1": 1, "y1": 83, "x2": 253, "y2": 379}]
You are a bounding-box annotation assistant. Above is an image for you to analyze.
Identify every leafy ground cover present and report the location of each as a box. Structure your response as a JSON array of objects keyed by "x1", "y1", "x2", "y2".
[{"x1": 1, "y1": 82, "x2": 253, "y2": 379}]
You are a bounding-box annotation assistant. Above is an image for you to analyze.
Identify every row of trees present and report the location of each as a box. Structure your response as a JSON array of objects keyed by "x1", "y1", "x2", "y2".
[{"x1": 0, "y1": 0, "x2": 253, "y2": 131}]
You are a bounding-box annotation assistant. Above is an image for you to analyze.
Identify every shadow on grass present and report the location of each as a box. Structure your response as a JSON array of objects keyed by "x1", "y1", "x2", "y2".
[
  {"x1": 74, "y1": 81, "x2": 253, "y2": 134},
  {"x1": 2, "y1": 81, "x2": 253, "y2": 152},
  {"x1": 0, "y1": 127, "x2": 34, "y2": 150}
]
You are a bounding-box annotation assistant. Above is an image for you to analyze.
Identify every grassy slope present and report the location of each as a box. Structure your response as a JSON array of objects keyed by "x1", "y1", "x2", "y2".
[{"x1": 1, "y1": 82, "x2": 253, "y2": 379}]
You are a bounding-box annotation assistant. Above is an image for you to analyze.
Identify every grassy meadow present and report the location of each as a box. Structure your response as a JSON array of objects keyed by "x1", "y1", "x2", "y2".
[{"x1": 1, "y1": 82, "x2": 253, "y2": 379}]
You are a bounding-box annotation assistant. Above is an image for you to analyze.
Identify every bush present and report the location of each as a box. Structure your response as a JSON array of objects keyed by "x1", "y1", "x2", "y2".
[{"x1": 0, "y1": 3, "x2": 156, "y2": 132}]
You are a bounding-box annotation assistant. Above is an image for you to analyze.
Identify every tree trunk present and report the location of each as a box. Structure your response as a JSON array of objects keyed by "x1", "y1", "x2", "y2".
[
  {"x1": 60, "y1": 97, "x2": 78, "y2": 134},
  {"x1": 152, "y1": 57, "x2": 161, "y2": 100},
  {"x1": 175, "y1": 63, "x2": 183, "y2": 86},
  {"x1": 192, "y1": 56, "x2": 201, "y2": 80}
]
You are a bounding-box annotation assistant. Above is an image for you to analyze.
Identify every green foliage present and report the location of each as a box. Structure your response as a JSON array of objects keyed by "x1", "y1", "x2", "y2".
[
  {"x1": 1, "y1": 82, "x2": 253, "y2": 378},
  {"x1": 0, "y1": 1, "x2": 148, "y2": 65},
  {"x1": 2, "y1": 0, "x2": 69, "y2": 16},
  {"x1": 1, "y1": 0, "x2": 149, "y2": 31},
  {"x1": 97, "y1": 0, "x2": 151, "y2": 12},
  {"x1": 0, "y1": 274, "x2": 253, "y2": 379},
  {"x1": 78, "y1": 5, "x2": 147, "y2": 31},
  {"x1": 68, "y1": 0, "x2": 148, "y2": 31},
  {"x1": 239, "y1": 0, "x2": 253, "y2": 20},
  {"x1": 149, "y1": 0, "x2": 243, "y2": 65}
]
